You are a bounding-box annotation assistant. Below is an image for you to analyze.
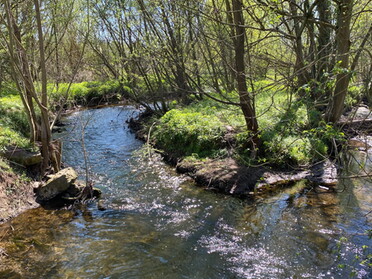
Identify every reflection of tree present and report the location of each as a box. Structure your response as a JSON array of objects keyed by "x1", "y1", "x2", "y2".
[
  {"x1": 340, "y1": 149, "x2": 372, "y2": 222},
  {"x1": 343, "y1": 150, "x2": 372, "y2": 179}
]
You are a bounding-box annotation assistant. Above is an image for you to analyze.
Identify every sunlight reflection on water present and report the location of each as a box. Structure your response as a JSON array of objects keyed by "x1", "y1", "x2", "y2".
[{"x1": 0, "y1": 106, "x2": 370, "y2": 279}]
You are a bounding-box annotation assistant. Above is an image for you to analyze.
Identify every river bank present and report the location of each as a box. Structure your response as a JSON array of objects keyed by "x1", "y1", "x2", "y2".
[
  {"x1": 129, "y1": 105, "x2": 371, "y2": 197},
  {"x1": 0, "y1": 159, "x2": 38, "y2": 223},
  {"x1": 0, "y1": 102, "x2": 370, "y2": 223},
  {"x1": 0, "y1": 82, "x2": 129, "y2": 224},
  {"x1": 1, "y1": 105, "x2": 370, "y2": 279}
]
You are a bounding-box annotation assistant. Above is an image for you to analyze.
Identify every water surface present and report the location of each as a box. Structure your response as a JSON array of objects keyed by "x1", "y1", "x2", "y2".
[{"x1": 0, "y1": 106, "x2": 371, "y2": 279}]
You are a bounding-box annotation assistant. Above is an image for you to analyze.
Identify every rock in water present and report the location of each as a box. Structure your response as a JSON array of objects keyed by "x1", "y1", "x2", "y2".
[
  {"x1": 66, "y1": 180, "x2": 85, "y2": 197},
  {"x1": 97, "y1": 199, "x2": 106, "y2": 211},
  {"x1": 36, "y1": 167, "x2": 78, "y2": 201}
]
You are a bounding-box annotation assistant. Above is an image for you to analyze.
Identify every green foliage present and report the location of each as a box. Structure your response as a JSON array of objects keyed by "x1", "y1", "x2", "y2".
[
  {"x1": 0, "y1": 157, "x2": 12, "y2": 171},
  {"x1": 0, "y1": 95, "x2": 32, "y2": 151},
  {"x1": 345, "y1": 85, "x2": 363, "y2": 109},
  {"x1": 150, "y1": 80, "x2": 341, "y2": 167},
  {"x1": 0, "y1": 83, "x2": 19, "y2": 97},
  {"x1": 257, "y1": 95, "x2": 317, "y2": 165},
  {"x1": 261, "y1": 120, "x2": 344, "y2": 166},
  {"x1": 152, "y1": 108, "x2": 225, "y2": 158},
  {"x1": 303, "y1": 122, "x2": 345, "y2": 143},
  {"x1": 0, "y1": 126, "x2": 30, "y2": 152},
  {"x1": 263, "y1": 135, "x2": 314, "y2": 166},
  {"x1": 0, "y1": 95, "x2": 30, "y2": 137},
  {"x1": 49, "y1": 80, "x2": 126, "y2": 109}
]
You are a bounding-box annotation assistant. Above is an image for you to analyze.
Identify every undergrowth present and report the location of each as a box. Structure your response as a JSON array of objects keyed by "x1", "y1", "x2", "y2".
[
  {"x1": 48, "y1": 80, "x2": 128, "y2": 109},
  {"x1": 0, "y1": 93, "x2": 31, "y2": 152},
  {"x1": 150, "y1": 80, "x2": 346, "y2": 167},
  {"x1": 0, "y1": 78, "x2": 351, "y2": 168}
]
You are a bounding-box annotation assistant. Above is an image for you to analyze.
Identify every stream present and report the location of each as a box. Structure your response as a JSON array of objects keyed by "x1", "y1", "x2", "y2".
[{"x1": 0, "y1": 106, "x2": 371, "y2": 279}]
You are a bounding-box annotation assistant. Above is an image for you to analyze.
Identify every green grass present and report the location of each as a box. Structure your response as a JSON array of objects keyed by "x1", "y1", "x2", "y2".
[
  {"x1": 0, "y1": 80, "x2": 128, "y2": 152},
  {"x1": 150, "y1": 80, "x2": 339, "y2": 166},
  {"x1": 48, "y1": 80, "x2": 127, "y2": 109},
  {"x1": 0, "y1": 126, "x2": 30, "y2": 152},
  {"x1": 0, "y1": 95, "x2": 30, "y2": 135},
  {"x1": 153, "y1": 108, "x2": 226, "y2": 157},
  {"x1": 0, "y1": 94, "x2": 32, "y2": 152}
]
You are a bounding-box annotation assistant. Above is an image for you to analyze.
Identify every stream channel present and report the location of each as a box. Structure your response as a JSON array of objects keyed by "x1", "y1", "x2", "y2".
[{"x1": 0, "y1": 105, "x2": 371, "y2": 278}]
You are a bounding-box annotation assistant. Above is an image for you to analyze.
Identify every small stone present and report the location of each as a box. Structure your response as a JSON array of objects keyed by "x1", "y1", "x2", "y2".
[{"x1": 97, "y1": 200, "x2": 106, "y2": 211}]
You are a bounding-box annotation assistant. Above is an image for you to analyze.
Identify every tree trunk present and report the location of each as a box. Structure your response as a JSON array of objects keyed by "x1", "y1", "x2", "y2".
[
  {"x1": 316, "y1": 0, "x2": 332, "y2": 80},
  {"x1": 326, "y1": 0, "x2": 353, "y2": 123},
  {"x1": 5, "y1": 3, "x2": 39, "y2": 143},
  {"x1": 34, "y1": 0, "x2": 53, "y2": 172},
  {"x1": 289, "y1": 0, "x2": 310, "y2": 88},
  {"x1": 231, "y1": 0, "x2": 259, "y2": 151}
]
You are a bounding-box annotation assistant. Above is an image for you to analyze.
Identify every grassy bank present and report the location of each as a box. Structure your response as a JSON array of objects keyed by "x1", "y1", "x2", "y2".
[
  {"x1": 0, "y1": 80, "x2": 126, "y2": 152},
  {"x1": 0, "y1": 80, "x2": 125, "y2": 221},
  {"x1": 0, "y1": 93, "x2": 31, "y2": 152},
  {"x1": 146, "y1": 81, "x2": 347, "y2": 168},
  {"x1": 48, "y1": 80, "x2": 129, "y2": 110}
]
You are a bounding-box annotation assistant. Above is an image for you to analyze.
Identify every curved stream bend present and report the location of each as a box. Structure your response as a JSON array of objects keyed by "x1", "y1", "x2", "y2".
[{"x1": 0, "y1": 106, "x2": 371, "y2": 279}]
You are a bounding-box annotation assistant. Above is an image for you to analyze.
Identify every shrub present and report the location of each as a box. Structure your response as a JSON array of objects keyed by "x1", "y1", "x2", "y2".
[
  {"x1": 263, "y1": 135, "x2": 313, "y2": 166},
  {"x1": 150, "y1": 85, "x2": 329, "y2": 166},
  {"x1": 345, "y1": 85, "x2": 362, "y2": 109},
  {"x1": 0, "y1": 83, "x2": 18, "y2": 97}
]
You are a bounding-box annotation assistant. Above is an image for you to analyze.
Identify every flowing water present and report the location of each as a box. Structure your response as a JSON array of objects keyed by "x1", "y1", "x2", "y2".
[{"x1": 0, "y1": 106, "x2": 371, "y2": 279}]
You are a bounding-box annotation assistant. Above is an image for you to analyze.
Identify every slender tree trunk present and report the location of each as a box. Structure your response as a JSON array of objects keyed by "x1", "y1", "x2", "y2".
[
  {"x1": 289, "y1": 0, "x2": 310, "y2": 88},
  {"x1": 225, "y1": 0, "x2": 239, "y2": 92},
  {"x1": 326, "y1": 0, "x2": 353, "y2": 123},
  {"x1": 52, "y1": 0, "x2": 61, "y2": 89},
  {"x1": 4, "y1": 0, "x2": 39, "y2": 142},
  {"x1": 231, "y1": 0, "x2": 259, "y2": 150},
  {"x1": 34, "y1": 0, "x2": 53, "y2": 172},
  {"x1": 316, "y1": 0, "x2": 332, "y2": 80},
  {"x1": 187, "y1": 8, "x2": 202, "y2": 95},
  {"x1": 350, "y1": 23, "x2": 372, "y2": 73}
]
